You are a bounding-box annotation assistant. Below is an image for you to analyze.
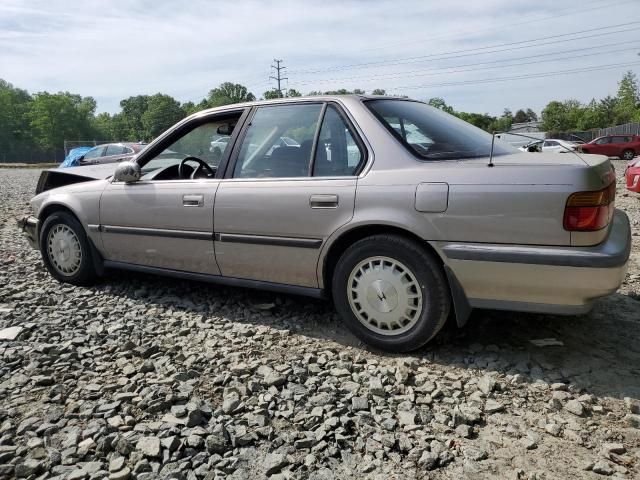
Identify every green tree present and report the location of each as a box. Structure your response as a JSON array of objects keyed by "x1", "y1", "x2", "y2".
[
  {"x1": 614, "y1": 70, "x2": 639, "y2": 123},
  {"x1": 263, "y1": 89, "x2": 281, "y2": 99},
  {"x1": 119, "y1": 95, "x2": 149, "y2": 140},
  {"x1": 371, "y1": 88, "x2": 386, "y2": 96},
  {"x1": 525, "y1": 108, "x2": 538, "y2": 122},
  {"x1": 0, "y1": 79, "x2": 32, "y2": 160},
  {"x1": 455, "y1": 111, "x2": 496, "y2": 131},
  {"x1": 541, "y1": 101, "x2": 570, "y2": 132},
  {"x1": 141, "y1": 94, "x2": 186, "y2": 140},
  {"x1": 513, "y1": 109, "x2": 528, "y2": 123},
  {"x1": 286, "y1": 88, "x2": 302, "y2": 97},
  {"x1": 28, "y1": 92, "x2": 96, "y2": 150},
  {"x1": 206, "y1": 82, "x2": 255, "y2": 107},
  {"x1": 427, "y1": 97, "x2": 455, "y2": 114}
]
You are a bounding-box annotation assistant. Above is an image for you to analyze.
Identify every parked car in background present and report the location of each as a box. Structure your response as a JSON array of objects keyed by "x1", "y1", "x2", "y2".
[
  {"x1": 77, "y1": 143, "x2": 146, "y2": 166},
  {"x1": 576, "y1": 135, "x2": 640, "y2": 160},
  {"x1": 19, "y1": 96, "x2": 630, "y2": 352},
  {"x1": 519, "y1": 139, "x2": 578, "y2": 153},
  {"x1": 625, "y1": 157, "x2": 640, "y2": 193}
]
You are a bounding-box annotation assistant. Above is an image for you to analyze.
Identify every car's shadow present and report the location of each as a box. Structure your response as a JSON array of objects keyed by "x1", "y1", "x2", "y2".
[{"x1": 98, "y1": 269, "x2": 640, "y2": 401}]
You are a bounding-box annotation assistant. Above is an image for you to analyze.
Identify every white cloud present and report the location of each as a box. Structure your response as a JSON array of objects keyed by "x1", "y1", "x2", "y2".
[{"x1": 1, "y1": 0, "x2": 639, "y2": 115}]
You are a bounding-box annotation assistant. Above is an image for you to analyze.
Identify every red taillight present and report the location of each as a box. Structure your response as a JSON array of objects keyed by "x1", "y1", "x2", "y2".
[{"x1": 563, "y1": 182, "x2": 616, "y2": 231}]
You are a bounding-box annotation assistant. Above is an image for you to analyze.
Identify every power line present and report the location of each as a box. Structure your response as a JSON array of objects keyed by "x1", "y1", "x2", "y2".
[
  {"x1": 359, "y1": 0, "x2": 634, "y2": 53},
  {"x1": 289, "y1": 43, "x2": 640, "y2": 87},
  {"x1": 387, "y1": 61, "x2": 640, "y2": 91},
  {"x1": 269, "y1": 59, "x2": 288, "y2": 97},
  {"x1": 288, "y1": 21, "x2": 640, "y2": 75}
]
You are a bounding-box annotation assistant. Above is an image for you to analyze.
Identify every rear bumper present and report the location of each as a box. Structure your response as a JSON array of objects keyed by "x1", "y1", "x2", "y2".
[
  {"x1": 17, "y1": 215, "x2": 39, "y2": 250},
  {"x1": 436, "y1": 209, "x2": 631, "y2": 315}
]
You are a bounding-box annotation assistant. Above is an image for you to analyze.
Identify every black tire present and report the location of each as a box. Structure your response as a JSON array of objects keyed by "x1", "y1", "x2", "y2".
[
  {"x1": 39, "y1": 211, "x2": 97, "y2": 286},
  {"x1": 332, "y1": 234, "x2": 450, "y2": 352},
  {"x1": 621, "y1": 149, "x2": 635, "y2": 160}
]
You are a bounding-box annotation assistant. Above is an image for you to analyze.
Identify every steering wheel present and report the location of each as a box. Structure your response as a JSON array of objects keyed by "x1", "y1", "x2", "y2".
[{"x1": 178, "y1": 156, "x2": 216, "y2": 180}]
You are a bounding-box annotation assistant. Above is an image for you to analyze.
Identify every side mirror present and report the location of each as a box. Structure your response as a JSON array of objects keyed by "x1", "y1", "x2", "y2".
[{"x1": 113, "y1": 161, "x2": 141, "y2": 183}]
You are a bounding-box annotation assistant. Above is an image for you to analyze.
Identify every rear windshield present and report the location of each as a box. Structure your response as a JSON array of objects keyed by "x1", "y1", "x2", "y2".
[{"x1": 365, "y1": 99, "x2": 516, "y2": 160}]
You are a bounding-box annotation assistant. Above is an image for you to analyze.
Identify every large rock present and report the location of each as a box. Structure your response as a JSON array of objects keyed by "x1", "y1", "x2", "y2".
[
  {"x1": 136, "y1": 437, "x2": 161, "y2": 457},
  {"x1": 264, "y1": 453, "x2": 288, "y2": 475}
]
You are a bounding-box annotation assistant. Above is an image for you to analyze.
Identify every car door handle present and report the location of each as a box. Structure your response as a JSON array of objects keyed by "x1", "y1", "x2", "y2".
[
  {"x1": 183, "y1": 194, "x2": 204, "y2": 207},
  {"x1": 310, "y1": 194, "x2": 339, "y2": 209}
]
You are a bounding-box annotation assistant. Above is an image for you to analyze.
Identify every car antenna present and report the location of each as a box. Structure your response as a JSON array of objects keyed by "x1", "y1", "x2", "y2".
[{"x1": 488, "y1": 132, "x2": 497, "y2": 167}]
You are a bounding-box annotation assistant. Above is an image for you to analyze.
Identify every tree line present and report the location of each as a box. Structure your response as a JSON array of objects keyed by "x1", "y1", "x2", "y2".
[
  {"x1": 427, "y1": 71, "x2": 640, "y2": 134},
  {"x1": 1, "y1": 71, "x2": 638, "y2": 162}
]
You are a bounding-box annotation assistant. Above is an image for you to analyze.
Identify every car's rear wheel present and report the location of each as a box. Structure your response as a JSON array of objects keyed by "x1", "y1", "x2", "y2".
[
  {"x1": 332, "y1": 234, "x2": 450, "y2": 352},
  {"x1": 40, "y1": 211, "x2": 97, "y2": 286},
  {"x1": 621, "y1": 149, "x2": 635, "y2": 160}
]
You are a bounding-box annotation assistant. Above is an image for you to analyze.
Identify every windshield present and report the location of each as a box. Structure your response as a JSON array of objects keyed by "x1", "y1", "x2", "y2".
[{"x1": 365, "y1": 99, "x2": 516, "y2": 160}]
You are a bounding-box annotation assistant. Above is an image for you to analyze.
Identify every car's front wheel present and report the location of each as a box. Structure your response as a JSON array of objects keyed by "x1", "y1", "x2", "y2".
[
  {"x1": 332, "y1": 234, "x2": 450, "y2": 352},
  {"x1": 39, "y1": 211, "x2": 97, "y2": 286},
  {"x1": 621, "y1": 149, "x2": 635, "y2": 160}
]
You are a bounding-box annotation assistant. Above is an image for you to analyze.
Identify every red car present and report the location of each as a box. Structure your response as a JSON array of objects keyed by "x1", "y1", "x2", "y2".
[
  {"x1": 577, "y1": 135, "x2": 640, "y2": 160},
  {"x1": 625, "y1": 157, "x2": 640, "y2": 193}
]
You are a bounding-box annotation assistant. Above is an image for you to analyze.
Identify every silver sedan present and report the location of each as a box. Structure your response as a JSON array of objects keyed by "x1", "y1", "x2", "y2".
[{"x1": 19, "y1": 96, "x2": 631, "y2": 352}]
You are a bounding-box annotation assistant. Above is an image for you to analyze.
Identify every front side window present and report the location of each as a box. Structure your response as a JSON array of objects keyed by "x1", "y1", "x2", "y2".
[
  {"x1": 595, "y1": 137, "x2": 611, "y2": 145},
  {"x1": 365, "y1": 99, "x2": 516, "y2": 160},
  {"x1": 233, "y1": 104, "x2": 322, "y2": 178},
  {"x1": 314, "y1": 105, "x2": 363, "y2": 176},
  {"x1": 141, "y1": 115, "x2": 241, "y2": 179}
]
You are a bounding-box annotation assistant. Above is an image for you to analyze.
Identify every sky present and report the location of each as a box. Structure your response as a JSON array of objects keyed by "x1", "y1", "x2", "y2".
[{"x1": 1, "y1": 0, "x2": 640, "y2": 116}]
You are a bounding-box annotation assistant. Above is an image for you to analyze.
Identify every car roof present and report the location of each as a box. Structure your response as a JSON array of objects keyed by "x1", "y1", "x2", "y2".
[{"x1": 192, "y1": 94, "x2": 413, "y2": 117}]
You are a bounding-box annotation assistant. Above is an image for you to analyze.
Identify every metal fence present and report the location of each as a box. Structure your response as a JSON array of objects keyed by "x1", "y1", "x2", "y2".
[
  {"x1": 0, "y1": 145, "x2": 65, "y2": 164},
  {"x1": 597, "y1": 122, "x2": 640, "y2": 137}
]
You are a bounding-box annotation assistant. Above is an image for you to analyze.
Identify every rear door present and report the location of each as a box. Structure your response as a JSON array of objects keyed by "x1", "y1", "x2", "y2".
[
  {"x1": 609, "y1": 135, "x2": 631, "y2": 157},
  {"x1": 591, "y1": 136, "x2": 612, "y2": 155},
  {"x1": 214, "y1": 102, "x2": 365, "y2": 287},
  {"x1": 100, "y1": 144, "x2": 128, "y2": 165}
]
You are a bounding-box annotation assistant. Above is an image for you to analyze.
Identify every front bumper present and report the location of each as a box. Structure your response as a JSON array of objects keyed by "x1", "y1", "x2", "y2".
[
  {"x1": 436, "y1": 209, "x2": 631, "y2": 315},
  {"x1": 17, "y1": 215, "x2": 39, "y2": 250}
]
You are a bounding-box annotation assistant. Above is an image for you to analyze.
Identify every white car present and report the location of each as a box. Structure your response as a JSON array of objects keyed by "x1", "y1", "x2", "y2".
[{"x1": 519, "y1": 139, "x2": 578, "y2": 153}]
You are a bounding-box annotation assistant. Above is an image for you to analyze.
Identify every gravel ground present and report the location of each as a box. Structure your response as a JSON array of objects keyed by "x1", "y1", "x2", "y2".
[{"x1": 1, "y1": 161, "x2": 639, "y2": 480}]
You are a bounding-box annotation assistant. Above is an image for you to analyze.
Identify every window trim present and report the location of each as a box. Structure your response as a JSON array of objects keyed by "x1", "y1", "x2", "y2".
[
  {"x1": 223, "y1": 100, "x2": 368, "y2": 180},
  {"x1": 132, "y1": 107, "x2": 250, "y2": 182},
  {"x1": 363, "y1": 98, "x2": 514, "y2": 162}
]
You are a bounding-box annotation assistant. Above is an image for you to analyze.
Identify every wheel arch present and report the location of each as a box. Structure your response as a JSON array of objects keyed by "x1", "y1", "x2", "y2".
[
  {"x1": 320, "y1": 223, "x2": 445, "y2": 292},
  {"x1": 320, "y1": 223, "x2": 473, "y2": 328},
  {"x1": 38, "y1": 202, "x2": 104, "y2": 275}
]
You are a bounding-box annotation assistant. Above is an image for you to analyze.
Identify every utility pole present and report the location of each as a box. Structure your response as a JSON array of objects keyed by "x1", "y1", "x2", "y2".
[{"x1": 270, "y1": 59, "x2": 288, "y2": 97}]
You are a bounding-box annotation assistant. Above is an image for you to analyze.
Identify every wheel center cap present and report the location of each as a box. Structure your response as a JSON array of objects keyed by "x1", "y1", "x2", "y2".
[{"x1": 366, "y1": 279, "x2": 398, "y2": 313}]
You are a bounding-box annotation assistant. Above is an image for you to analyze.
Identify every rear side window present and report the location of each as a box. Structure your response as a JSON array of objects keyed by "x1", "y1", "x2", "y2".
[
  {"x1": 611, "y1": 136, "x2": 631, "y2": 143},
  {"x1": 83, "y1": 146, "x2": 105, "y2": 159},
  {"x1": 313, "y1": 105, "x2": 363, "y2": 177},
  {"x1": 233, "y1": 104, "x2": 322, "y2": 178},
  {"x1": 365, "y1": 100, "x2": 516, "y2": 160},
  {"x1": 106, "y1": 145, "x2": 126, "y2": 155}
]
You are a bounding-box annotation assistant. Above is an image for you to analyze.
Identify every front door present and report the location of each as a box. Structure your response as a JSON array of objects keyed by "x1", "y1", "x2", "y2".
[
  {"x1": 99, "y1": 112, "x2": 245, "y2": 274},
  {"x1": 214, "y1": 103, "x2": 366, "y2": 287}
]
